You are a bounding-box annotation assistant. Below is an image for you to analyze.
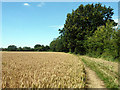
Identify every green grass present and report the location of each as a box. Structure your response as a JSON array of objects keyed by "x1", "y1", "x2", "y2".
[
  {"x1": 86, "y1": 53, "x2": 120, "y2": 63},
  {"x1": 81, "y1": 58, "x2": 119, "y2": 88}
]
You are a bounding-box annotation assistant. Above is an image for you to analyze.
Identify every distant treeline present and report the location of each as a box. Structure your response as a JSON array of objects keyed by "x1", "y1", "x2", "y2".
[
  {"x1": 49, "y1": 3, "x2": 120, "y2": 61},
  {"x1": 1, "y1": 44, "x2": 50, "y2": 51}
]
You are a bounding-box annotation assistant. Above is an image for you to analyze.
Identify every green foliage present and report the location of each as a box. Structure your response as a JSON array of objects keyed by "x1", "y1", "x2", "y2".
[
  {"x1": 34, "y1": 44, "x2": 50, "y2": 51},
  {"x1": 7, "y1": 45, "x2": 17, "y2": 51},
  {"x1": 50, "y1": 3, "x2": 117, "y2": 57},
  {"x1": 17, "y1": 47, "x2": 23, "y2": 51},
  {"x1": 34, "y1": 44, "x2": 41, "y2": 49},
  {"x1": 22, "y1": 47, "x2": 33, "y2": 51},
  {"x1": 50, "y1": 36, "x2": 68, "y2": 52},
  {"x1": 0, "y1": 48, "x2": 7, "y2": 51},
  {"x1": 60, "y1": 3, "x2": 116, "y2": 54},
  {"x1": 2, "y1": 44, "x2": 50, "y2": 51},
  {"x1": 44, "y1": 45, "x2": 50, "y2": 51},
  {"x1": 50, "y1": 40, "x2": 57, "y2": 51},
  {"x1": 86, "y1": 20, "x2": 119, "y2": 60},
  {"x1": 49, "y1": 3, "x2": 119, "y2": 61},
  {"x1": 81, "y1": 57, "x2": 119, "y2": 88}
]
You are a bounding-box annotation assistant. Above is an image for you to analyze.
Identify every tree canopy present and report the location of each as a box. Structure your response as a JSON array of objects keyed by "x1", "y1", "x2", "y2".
[
  {"x1": 50, "y1": 3, "x2": 119, "y2": 61},
  {"x1": 2, "y1": 44, "x2": 50, "y2": 51},
  {"x1": 7, "y1": 45, "x2": 17, "y2": 51}
]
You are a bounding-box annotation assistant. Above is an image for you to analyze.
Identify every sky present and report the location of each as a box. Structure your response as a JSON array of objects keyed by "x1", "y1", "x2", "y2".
[{"x1": 2, "y1": 2, "x2": 119, "y2": 48}]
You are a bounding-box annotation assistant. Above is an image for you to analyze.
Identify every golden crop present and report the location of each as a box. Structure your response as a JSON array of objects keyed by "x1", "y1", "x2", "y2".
[{"x1": 2, "y1": 52, "x2": 86, "y2": 88}]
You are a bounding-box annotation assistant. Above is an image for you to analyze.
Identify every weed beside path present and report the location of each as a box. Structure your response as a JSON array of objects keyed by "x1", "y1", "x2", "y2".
[{"x1": 79, "y1": 56, "x2": 119, "y2": 88}]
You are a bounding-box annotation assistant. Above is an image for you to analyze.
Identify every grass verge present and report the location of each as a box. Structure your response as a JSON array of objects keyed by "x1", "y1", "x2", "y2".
[{"x1": 80, "y1": 57, "x2": 119, "y2": 88}]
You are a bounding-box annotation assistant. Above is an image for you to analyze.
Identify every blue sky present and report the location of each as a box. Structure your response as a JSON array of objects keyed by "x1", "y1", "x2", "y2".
[{"x1": 2, "y1": 2, "x2": 118, "y2": 48}]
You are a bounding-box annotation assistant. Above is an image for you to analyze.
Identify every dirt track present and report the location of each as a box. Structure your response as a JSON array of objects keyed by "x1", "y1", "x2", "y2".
[
  {"x1": 85, "y1": 67, "x2": 105, "y2": 88},
  {"x1": 80, "y1": 56, "x2": 119, "y2": 88}
]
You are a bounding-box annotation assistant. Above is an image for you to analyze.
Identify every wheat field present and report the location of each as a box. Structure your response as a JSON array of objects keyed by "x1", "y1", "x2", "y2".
[{"x1": 2, "y1": 52, "x2": 86, "y2": 88}]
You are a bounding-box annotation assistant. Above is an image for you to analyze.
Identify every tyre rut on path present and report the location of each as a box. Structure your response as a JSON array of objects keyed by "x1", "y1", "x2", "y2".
[{"x1": 85, "y1": 66, "x2": 105, "y2": 88}]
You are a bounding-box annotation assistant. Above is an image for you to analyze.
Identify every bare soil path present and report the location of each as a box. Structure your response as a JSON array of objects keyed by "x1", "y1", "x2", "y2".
[
  {"x1": 85, "y1": 66, "x2": 105, "y2": 88},
  {"x1": 80, "y1": 55, "x2": 119, "y2": 88}
]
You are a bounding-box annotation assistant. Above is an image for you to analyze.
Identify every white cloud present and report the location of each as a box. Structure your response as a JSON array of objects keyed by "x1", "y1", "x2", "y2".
[
  {"x1": 37, "y1": 2, "x2": 45, "y2": 7},
  {"x1": 49, "y1": 25, "x2": 64, "y2": 29},
  {"x1": 24, "y1": 3, "x2": 30, "y2": 6}
]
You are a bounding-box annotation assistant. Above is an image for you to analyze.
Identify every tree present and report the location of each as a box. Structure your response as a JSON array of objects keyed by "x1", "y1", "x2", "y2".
[
  {"x1": 112, "y1": 29, "x2": 120, "y2": 60},
  {"x1": 22, "y1": 47, "x2": 31, "y2": 51},
  {"x1": 7, "y1": 45, "x2": 17, "y2": 51},
  {"x1": 44, "y1": 45, "x2": 50, "y2": 51},
  {"x1": 50, "y1": 36, "x2": 68, "y2": 52},
  {"x1": 86, "y1": 20, "x2": 118, "y2": 59},
  {"x1": 50, "y1": 40, "x2": 57, "y2": 51},
  {"x1": 34, "y1": 44, "x2": 41, "y2": 48},
  {"x1": 59, "y1": 3, "x2": 117, "y2": 54},
  {"x1": 34, "y1": 44, "x2": 42, "y2": 51},
  {"x1": 17, "y1": 47, "x2": 23, "y2": 51},
  {"x1": 34, "y1": 44, "x2": 50, "y2": 51}
]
